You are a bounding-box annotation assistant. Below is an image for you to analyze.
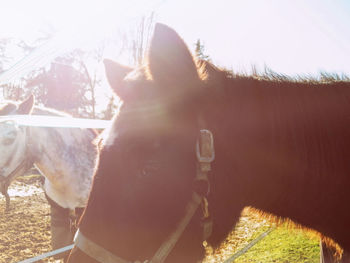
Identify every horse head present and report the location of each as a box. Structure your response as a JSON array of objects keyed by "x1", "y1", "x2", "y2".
[
  {"x1": 69, "y1": 24, "x2": 211, "y2": 263},
  {"x1": 0, "y1": 96, "x2": 34, "y2": 208}
]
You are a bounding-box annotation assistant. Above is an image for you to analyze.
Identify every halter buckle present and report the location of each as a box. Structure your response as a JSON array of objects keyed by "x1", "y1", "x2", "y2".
[{"x1": 196, "y1": 129, "x2": 215, "y2": 172}]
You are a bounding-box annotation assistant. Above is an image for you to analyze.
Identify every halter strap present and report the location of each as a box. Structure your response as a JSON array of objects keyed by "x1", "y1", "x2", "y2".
[
  {"x1": 74, "y1": 193, "x2": 202, "y2": 263},
  {"x1": 150, "y1": 192, "x2": 202, "y2": 263},
  {"x1": 74, "y1": 230, "x2": 130, "y2": 263}
]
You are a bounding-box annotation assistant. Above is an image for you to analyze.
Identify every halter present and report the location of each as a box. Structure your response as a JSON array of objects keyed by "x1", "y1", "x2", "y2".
[{"x1": 74, "y1": 128, "x2": 215, "y2": 263}]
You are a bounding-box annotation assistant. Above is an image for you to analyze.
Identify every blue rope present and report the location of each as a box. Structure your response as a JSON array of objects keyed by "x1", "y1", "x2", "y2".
[{"x1": 17, "y1": 244, "x2": 74, "y2": 263}]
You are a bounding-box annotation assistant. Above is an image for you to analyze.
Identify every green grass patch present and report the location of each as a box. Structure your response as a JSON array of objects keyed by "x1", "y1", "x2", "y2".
[
  {"x1": 204, "y1": 209, "x2": 320, "y2": 263},
  {"x1": 235, "y1": 224, "x2": 320, "y2": 263}
]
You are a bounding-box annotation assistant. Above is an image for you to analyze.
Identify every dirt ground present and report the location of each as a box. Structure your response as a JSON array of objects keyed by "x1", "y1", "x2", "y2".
[{"x1": 0, "y1": 176, "x2": 61, "y2": 263}]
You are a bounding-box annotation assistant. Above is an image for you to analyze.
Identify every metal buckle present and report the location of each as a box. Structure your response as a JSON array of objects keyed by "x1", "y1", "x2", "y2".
[{"x1": 196, "y1": 129, "x2": 215, "y2": 163}]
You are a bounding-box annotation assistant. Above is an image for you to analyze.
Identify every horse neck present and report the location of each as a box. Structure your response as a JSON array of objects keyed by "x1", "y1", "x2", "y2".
[
  {"x1": 26, "y1": 114, "x2": 98, "y2": 209},
  {"x1": 206, "y1": 77, "x2": 350, "y2": 246},
  {"x1": 26, "y1": 108, "x2": 59, "y2": 162},
  {"x1": 27, "y1": 107, "x2": 98, "y2": 182},
  {"x1": 28, "y1": 126, "x2": 97, "y2": 168}
]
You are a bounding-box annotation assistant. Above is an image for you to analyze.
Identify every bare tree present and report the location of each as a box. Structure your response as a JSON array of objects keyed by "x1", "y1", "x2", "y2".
[
  {"x1": 74, "y1": 45, "x2": 107, "y2": 118},
  {"x1": 0, "y1": 38, "x2": 35, "y2": 100},
  {"x1": 129, "y1": 13, "x2": 155, "y2": 66}
]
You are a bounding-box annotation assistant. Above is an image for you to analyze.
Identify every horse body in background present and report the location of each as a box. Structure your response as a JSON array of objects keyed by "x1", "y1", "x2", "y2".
[
  {"x1": 68, "y1": 24, "x2": 350, "y2": 263},
  {"x1": 0, "y1": 96, "x2": 99, "y2": 253}
]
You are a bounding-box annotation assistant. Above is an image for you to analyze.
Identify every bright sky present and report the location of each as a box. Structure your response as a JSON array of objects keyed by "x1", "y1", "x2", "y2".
[
  {"x1": 0, "y1": 0, "x2": 349, "y2": 80},
  {"x1": 157, "y1": 0, "x2": 350, "y2": 76}
]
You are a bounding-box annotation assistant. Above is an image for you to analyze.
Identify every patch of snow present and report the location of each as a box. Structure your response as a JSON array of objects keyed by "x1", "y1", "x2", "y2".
[{"x1": 7, "y1": 182, "x2": 44, "y2": 197}]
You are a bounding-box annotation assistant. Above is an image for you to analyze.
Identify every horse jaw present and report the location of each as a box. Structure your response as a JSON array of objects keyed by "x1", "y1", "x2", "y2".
[{"x1": 0, "y1": 122, "x2": 27, "y2": 179}]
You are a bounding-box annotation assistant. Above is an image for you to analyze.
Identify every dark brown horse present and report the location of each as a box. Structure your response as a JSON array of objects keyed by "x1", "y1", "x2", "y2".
[{"x1": 68, "y1": 23, "x2": 350, "y2": 263}]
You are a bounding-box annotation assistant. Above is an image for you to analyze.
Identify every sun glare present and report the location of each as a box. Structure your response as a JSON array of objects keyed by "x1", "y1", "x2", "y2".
[
  {"x1": 1, "y1": 0, "x2": 160, "y2": 59},
  {"x1": 0, "y1": 0, "x2": 161, "y2": 98}
]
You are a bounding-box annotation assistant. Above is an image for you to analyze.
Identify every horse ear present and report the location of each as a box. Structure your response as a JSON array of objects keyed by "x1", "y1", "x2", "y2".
[
  {"x1": 148, "y1": 23, "x2": 199, "y2": 87},
  {"x1": 17, "y1": 95, "x2": 34, "y2": 114},
  {"x1": 0, "y1": 104, "x2": 17, "y2": 115},
  {"x1": 104, "y1": 59, "x2": 133, "y2": 99}
]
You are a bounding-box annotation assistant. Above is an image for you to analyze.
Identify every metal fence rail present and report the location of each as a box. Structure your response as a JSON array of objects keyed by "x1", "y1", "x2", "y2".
[{"x1": 0, "y1": 115, "x2": 111, "y2": 129}]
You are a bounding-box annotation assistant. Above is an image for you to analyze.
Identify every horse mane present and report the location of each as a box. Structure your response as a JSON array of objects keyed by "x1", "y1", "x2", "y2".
[
  {"x1": 0, "y1": 100, "x2": 98, "y2": 139},
  {"x1": 197, "y1": 59, "x2": 349, "y2": 89},
  {"x1": 0, "y1": 100, "x2": 68, "y2": 116},
  {"x1": 31, "y1": 105, "x2": 72, "y2": 117},
  {"x1": 32, "y1": 105, "x2": 99, "y2": 138}
]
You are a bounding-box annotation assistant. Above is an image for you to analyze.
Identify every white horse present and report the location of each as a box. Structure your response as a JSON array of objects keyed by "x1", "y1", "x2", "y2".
[{"x1": 0, "y1": 95, "x2": 99, "y2": 254}]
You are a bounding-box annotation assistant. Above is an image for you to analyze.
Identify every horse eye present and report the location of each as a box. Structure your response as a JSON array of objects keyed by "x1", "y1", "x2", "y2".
[
  {"x1": 2, "y1": 137, "x2": 16, "y2": 145},
  {"x1": 2, "y1": 131, "x2": 17, "y2": 145},
  {"x1": 138, "y1": 161, "x2": 161, "y2": 178}
]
